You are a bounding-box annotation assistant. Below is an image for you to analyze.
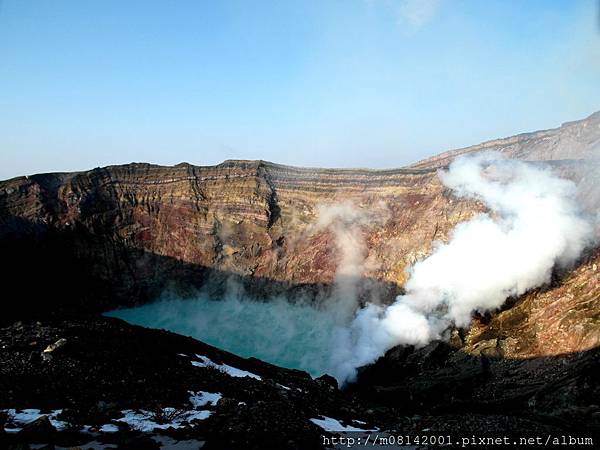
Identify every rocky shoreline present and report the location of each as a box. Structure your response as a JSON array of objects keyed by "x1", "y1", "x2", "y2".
[
  {"x1": 0, "y1": 315, "x2": 362, "y2": 449},
  {"x1": 2, "y1": 315, "x2": 599, "y2": 449}
]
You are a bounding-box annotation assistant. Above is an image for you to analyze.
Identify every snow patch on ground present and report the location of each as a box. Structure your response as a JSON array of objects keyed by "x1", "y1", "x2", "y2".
[
  {"x1": 309, "y1": 416, "x2": 375, "y2": 432},
  {"x1": 185, "y1": 410, "x2": 212, "y2": 421},
  {"x1": 99, "y1": 423, "x2": 119, "y2": 433},
  {"x1": 3, "y1": 401, "x2": 216, "y2": 435},
  {"x1": 189, "y1": 391, "x2": 222, "y2": 407},
  {"x1": 2, "y1": 408, "x2": 68, "y2": 431},
  {"x1": 116, "y1": 408, "x2": 211, "y2": 432},
  {"x1": 116, "y1": 392, "x2": 218, "y2": 433},
  {"x1": 191, "y1": 354, "x2": 262, "y2": 380}
]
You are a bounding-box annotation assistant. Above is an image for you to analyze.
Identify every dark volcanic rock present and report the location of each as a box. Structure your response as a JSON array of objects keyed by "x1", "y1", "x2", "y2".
[
  {"x1": 118, "y1": 435, "x2": 160, "y2": 450},
  {"x1": 350, "y1": 340, "x2": 600, "y2": 437},
  {"x1": 17, "y1": 415, "x2": 55, "y2": 441},
  {"x1": 2, "y1": 316, "x2": 599, "y2": 449},
  {"x1": 316, "y1": 374, "x2": 338, "y2": 390},
  {"x1": 0, "y1": 316, "x2": 365, "y2": 449}
]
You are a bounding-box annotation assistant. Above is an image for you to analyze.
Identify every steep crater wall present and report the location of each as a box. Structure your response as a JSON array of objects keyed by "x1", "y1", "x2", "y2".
[{"x1": 0, "y1": 112, "x2": 599, "y2": 362}]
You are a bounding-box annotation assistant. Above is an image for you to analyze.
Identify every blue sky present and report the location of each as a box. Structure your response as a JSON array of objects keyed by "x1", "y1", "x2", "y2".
[{"x1": 0, "y1": 0, "x2": 598, "y2": 179}]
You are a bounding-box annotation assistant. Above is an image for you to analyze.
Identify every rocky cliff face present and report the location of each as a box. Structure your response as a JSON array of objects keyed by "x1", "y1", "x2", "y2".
[
  {"x1": 410, "y1": 111, "x2": 600, "y2": 169},
  {"x1": 0, "y1": 156, "x2": 483, "y2": 315},
  {"x1": 1, "y1": 111, "x2": 599, "y2": 356}
]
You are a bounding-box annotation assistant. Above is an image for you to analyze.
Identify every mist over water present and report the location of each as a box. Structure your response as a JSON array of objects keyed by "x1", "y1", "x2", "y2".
[
  {"x1": 107, "y1": 295, "x2": 338, "y2": 377},
  {"x1": 107, "y1": 199, "x2": 388, "y2": 379}
]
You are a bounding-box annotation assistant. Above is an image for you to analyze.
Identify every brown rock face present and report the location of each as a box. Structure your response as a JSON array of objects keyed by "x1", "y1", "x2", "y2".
[
  {"x1": 465, "y1": 247, "x2": 600, "y2": 359},
  {"x1": 0, "y1": 111, "x2": 599, "y2": 363},
  {"x1": 0, "y1": 159, "x2": 485, "y2": 313},
  {"x1": 410, "y1": 110, "x2": 600, "y2": 169}
]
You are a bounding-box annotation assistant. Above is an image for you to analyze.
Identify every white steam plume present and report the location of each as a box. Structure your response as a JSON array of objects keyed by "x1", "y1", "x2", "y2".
[
  {"x1": 312, "y1": 200, "x2": 389, "y2": 322},
  {"x1": 315, "y1": 202, "x2": 370, "y2": 312},
  {"x1": 331, "y1": 153, "x2": 595, "y2": 383}
]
